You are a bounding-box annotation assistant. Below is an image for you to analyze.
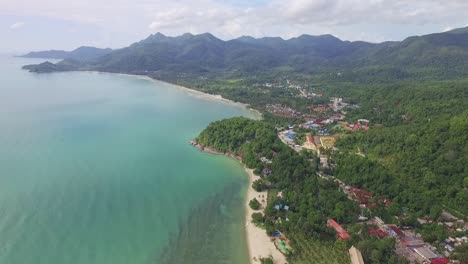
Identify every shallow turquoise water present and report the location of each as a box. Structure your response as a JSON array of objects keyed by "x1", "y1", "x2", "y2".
[{"x1": 0, "y1": 56, "x2": 252, "y2": 264}]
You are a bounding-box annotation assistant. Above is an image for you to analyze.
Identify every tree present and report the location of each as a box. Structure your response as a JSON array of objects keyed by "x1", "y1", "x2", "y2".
[
  {"x1": 252, "y1": 179, "x2": 267, "y2": 192},
  {"x1": 260, "y1": 257, "x2": 274, "y2": 264},
  {"x1": 453, "y1": 243, "x2": 468, "y2": 263},
  {"x1": 252, "y1": 212, "x2": 264, "y2": 224},
  {"x1": 249, "y1": 198, "x2": 262, "y2": 210}
]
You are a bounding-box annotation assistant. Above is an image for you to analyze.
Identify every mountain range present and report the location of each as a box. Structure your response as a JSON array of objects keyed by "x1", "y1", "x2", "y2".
[{"x1": 22, "y1": 27, "x2": 468, "y2": 79}]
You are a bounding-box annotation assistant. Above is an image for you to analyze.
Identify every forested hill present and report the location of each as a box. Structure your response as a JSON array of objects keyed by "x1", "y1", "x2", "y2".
[
  {"x1": 22, "y1": 27, "x2": 468, "y2": 80},
  {"x1": 20, "y1": 46, "x2": 112, "y2": 61}
]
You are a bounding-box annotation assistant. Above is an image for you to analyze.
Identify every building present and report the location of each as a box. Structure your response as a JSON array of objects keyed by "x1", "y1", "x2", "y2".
[
  {"x1": 320, "y1": 155, "x2": 329, "y2": 169},
  {"x1": 346, "y1": 187, "x2": 373, "y2": 207},
  {"x1": 357, "y1": 119, "x2": 370, "y2": 125},
  {"x1": 262, "y1": 168, "x2": 272, "y2": 176},
  {"x1": 431, "y1": 258, "x2": 449, "y2": 264},
  {"x1": 402, "y1": 238, "x2": 425, "y2": 248},
  {"x1": 327, "y1": 219, "x2": 351, "y2": 240},
  {"x1": 331, "y1": 97, "x2": 348, "y2": 112},
  {"x1": 285, "y1": 131, "x2": 297, "y2": 139},
  {"x1": 349, "y1": 246, "x2": 365, "y2": 264},
  {"x1": 375, "y1": 216, "x2": 385, "y2": 227},
  {"x1": 389, "y1": 225, "x2": 405, "y2": 238},
  {"x1": 413, "y1": 247, "x2": 438, "y2": 261},
  {"x1": 369, "y1": 229, "x2": 389, "y2": 238}
]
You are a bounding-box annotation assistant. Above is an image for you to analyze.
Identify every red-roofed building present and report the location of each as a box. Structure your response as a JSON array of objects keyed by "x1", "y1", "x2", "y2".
[
  {"x1": 348, "y1": 187, "x2": 373, "y2": 206},
  {"x1": 353, "y1": 124, "x2": 360, "y2": 131},
  {"x1": 389, "y1": 225, "x2": 405, "y2": 238},
  {"x1": 307, "y1": 135, "x2": 314, "y2": 143},
  {"x1": 369, "y1": 229, "x2": 389, "y2": 238},
  {"x1": 431, "y1": 258, "x2": 449, "y2": 264},
  {"x1": 351, "y1": 188, "x2": 373, "y2": 197},
  {"x1": 327, "y1": 219, "x2": 351, "y2": 240}
]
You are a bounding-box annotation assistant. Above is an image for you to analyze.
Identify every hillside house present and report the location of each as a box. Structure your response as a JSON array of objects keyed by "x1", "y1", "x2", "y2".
[{"x1": 327, "y1": 219, "x2": 351, "y2": 240}]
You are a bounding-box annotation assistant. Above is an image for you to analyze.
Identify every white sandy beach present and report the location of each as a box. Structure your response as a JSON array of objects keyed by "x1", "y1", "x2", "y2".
[{"x1": 244, "y1": 168, "x2": 288, "y2": 264}]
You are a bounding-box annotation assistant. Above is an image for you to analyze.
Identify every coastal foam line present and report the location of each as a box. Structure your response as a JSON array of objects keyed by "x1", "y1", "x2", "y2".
[{"x1": 190, "y1": 140, "x2": 288, "y2": 264}]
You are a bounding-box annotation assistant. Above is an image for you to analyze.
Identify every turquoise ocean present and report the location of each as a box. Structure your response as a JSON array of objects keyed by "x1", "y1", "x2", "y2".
[{"x1": 0, "y1": 56, "x2": 255, "y2": 264}]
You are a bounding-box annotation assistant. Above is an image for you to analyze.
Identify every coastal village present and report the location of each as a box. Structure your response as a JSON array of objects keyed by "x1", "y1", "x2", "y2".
[
  {"x1": 191, "y1": 79, "x2": 468, "y2": 264},
  {"x1": 264, "y1": 85, "x2": 467, "y2": 264}
]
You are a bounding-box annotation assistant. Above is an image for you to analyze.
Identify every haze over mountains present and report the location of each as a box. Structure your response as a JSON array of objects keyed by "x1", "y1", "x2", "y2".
[
  {"x1": 21, "y1": 46, "x2": 113, "y2": 61},
  {"x1": 23, "y1": 27, "x2": 468, "y2": 80}
]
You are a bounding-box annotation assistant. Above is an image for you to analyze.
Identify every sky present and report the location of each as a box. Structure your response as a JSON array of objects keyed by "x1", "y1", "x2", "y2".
[{"x1": 1, "y1": 0, "x2": 468, "y2": 53}]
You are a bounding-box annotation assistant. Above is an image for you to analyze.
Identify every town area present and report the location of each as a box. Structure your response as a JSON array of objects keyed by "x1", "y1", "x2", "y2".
[{"x1": 269, "y1": 91, "x2": 467, "y2": 264}]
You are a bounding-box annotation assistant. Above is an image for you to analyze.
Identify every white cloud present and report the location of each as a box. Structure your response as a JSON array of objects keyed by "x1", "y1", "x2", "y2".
[
  {"x1": 1, "y1": 0, "x2": 468, "y2": 49},
  {"x1": 10, "y1": 22, "x2": 25, "y2": 30},
  {"x1": 142, "y1": 0, "x2": 468, "y2": 41}
]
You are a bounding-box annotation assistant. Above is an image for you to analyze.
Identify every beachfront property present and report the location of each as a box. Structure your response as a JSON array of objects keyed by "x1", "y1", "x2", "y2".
[
  {"x1": 272, "y1": 231, "x2": 293, "y2": 256},
  {"x1": 274, "y1": 203, "x2": 290, "y2": 211},
  {"x1": 262, "y1": 168, "x2": 272, "y2": 176}
]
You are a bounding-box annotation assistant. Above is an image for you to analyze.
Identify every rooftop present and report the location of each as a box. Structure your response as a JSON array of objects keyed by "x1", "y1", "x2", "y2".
[
  {"x1": 327, "y1": 219, "x2": 351, "y2": 240},
  {"x1": 349, "y1": 246, "x2": 365, "y2": 264},
  {"x1": 413, "y1": 247, "x2": 438, "y2": 260}
]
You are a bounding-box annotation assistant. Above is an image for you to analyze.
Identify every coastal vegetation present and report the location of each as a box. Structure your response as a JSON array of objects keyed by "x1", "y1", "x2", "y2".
[
  {"x1": 196, "y1": 117, "x2": 359, "y2": 260},
  {"x1": 260, "y1": 257, "x2": 274, "y2": 264},
  {"x1": 249, "y1": 198, "x2": 261, "y2": 210},
  {"x1": 252, "y1": 212, "x2": 264, "y2": 225},
  {"x1": 355, "y1": 237, "x2": 405, "y2": 264},
  {"x1": 22, "y1": 26, "x2": 468, "y2": 263},
  {"x1": 195, "y1": 74, "x2": 468, "y2": 261}
]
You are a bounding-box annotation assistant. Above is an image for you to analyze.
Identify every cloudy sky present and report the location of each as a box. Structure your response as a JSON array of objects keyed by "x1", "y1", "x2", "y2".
[{"x1": 1, "y1": 0, "x2": 468, "y2": 52}]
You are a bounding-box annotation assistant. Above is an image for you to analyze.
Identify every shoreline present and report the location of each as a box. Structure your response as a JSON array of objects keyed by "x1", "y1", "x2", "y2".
[
  {"x1": 190, "y1": 141, "x2": 288, "y2": 264},
  {"x1": 91, "y1": 71, "x2": 263, "y2": 120},
  {"x1": 23, "y1": 62, "x2": 273, "y2": 261}
]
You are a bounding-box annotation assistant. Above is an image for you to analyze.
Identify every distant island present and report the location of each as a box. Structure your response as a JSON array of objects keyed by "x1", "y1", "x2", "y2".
[
  {"x1": 21, "y1": 27, "x2": 468, "y2": 264},
  {"x1": 20, "y1": 46, "x2": 112, "y2": 61}
]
